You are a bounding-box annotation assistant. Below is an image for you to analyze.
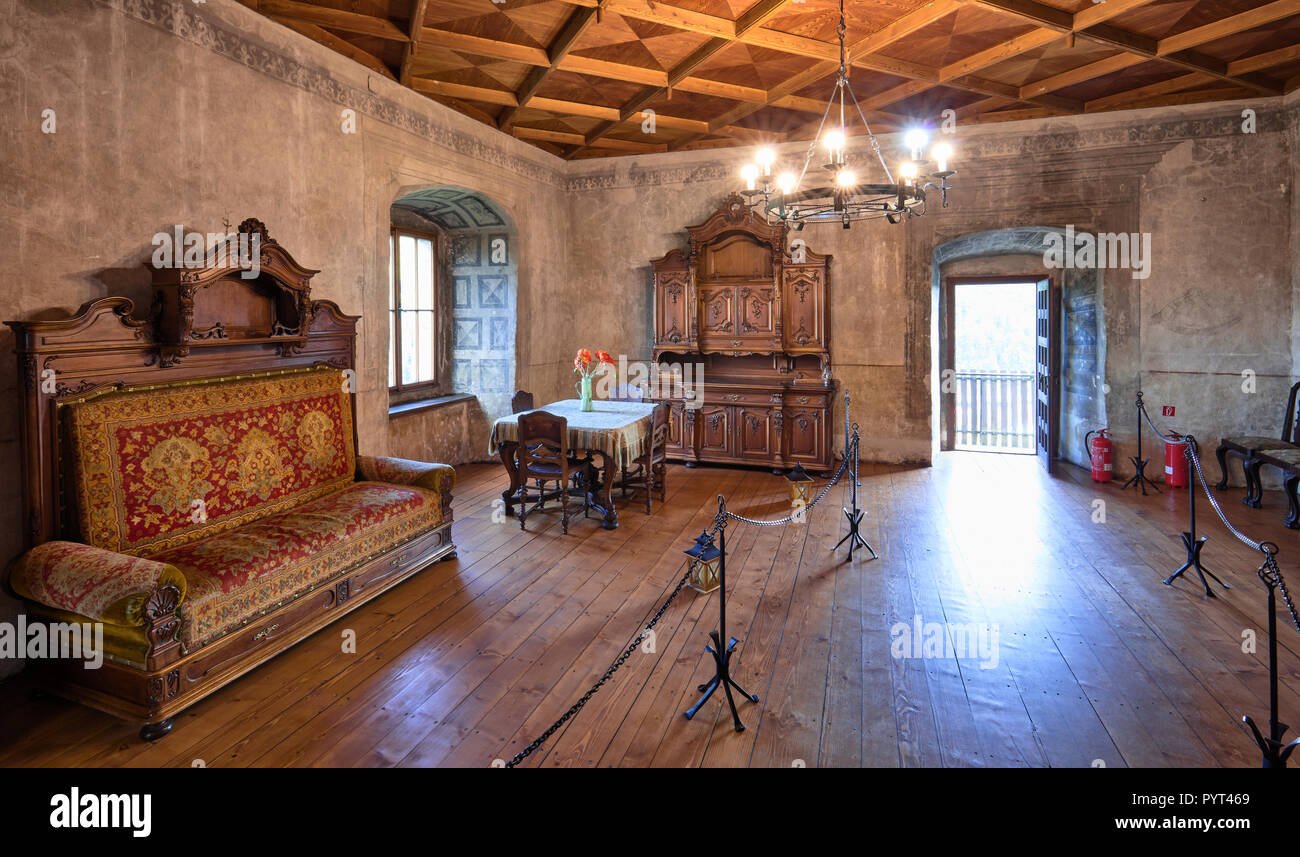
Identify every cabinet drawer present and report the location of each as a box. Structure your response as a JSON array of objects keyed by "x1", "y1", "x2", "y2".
[
  {"x1": 786, "y1": 392, "x2": 829, "y2": 409},
  {"x1": 707, "y1": 391, "x2": 781, "y2": 406}
]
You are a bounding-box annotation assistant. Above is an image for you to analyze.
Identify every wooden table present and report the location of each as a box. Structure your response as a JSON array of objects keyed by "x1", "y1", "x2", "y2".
[{"x1": 490, "y1": 399, "x2": 657, "y2": 530}]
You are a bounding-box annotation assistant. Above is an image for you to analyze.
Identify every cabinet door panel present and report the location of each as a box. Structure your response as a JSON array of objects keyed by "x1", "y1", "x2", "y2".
[
  {"x1": 736, "y1": 406, "x2": 774, "y2": 459},
  {"x1": 655, "y1": 272, "x2": 690, "y2": 347},
  {"x1": 699, "y1": 405, "x2": 732, "y2": 457},
  {"x1": 737, "y1": 287, "x2": 776, "y2": 341},
  {"x1": 700, "y1": 287, "x2": 734, "y2": 336},
  {"x1": 786, "y1": 408, "x2": 824, "y2": 463},
  {"x1": 783, "y1": 268, "x2": 826, "y2": 351}
]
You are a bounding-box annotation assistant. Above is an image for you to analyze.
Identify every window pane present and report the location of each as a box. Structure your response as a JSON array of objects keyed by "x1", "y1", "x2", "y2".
[
  {"x1": 418, "y1": 310, "x2": 434, "y2": 383},
  {"x1": 388, "y1": 234, "x2": 395, "y2": 312},
  {"x1": 388, "y1": 309, "x2": 397, "y2": 388},
  {"x1": 398, "y1": 235, "x2": 417, "y2": 309},
  {"x1": 401, "y1": 310, "x2": 418, "y2": 385},
  {"x1": 417, "y1": 238, "x2": 434, "y2": 310}
]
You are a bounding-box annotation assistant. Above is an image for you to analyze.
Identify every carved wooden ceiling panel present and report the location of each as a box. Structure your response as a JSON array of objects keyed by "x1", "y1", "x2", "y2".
[{"x1": 250, "y1": 0, "x2": 1300, "y2": 158}]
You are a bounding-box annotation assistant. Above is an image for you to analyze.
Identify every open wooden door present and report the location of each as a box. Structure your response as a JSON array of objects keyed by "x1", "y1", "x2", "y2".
[{"x1": 1034, "y1": 277, "x2": 1060, "y2": 474}]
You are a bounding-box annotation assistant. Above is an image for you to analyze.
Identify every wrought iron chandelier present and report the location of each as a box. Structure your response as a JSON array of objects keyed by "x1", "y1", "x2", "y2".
[{"x1": 738, "y1": 0, "x2": 956, "y2": 229}]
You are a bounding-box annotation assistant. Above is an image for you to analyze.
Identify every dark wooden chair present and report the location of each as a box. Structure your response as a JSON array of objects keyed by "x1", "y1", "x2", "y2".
[
  {"x1": 1216, "y1": 380, "x2": 1300, "y2": 506},
  {"x1": 517, "y1": 410, "x2": 586, "y2": 534},
  {"x1": 511, "y1": 390, "x2": 535, "y2": 413},
  {"x1": 1245, "y1": 447, "x2": 1300, "y2": 528},
  {"x1": 610, "y1": 384, "x2": 643, "y2": 402},
  {"x1": 619, "y1": 402, "x2": 669, "y2": 514}
]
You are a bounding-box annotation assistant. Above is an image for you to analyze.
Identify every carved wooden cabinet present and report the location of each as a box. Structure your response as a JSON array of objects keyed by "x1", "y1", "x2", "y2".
[{"x1": 650, "y1": 194, "x2": 836, "y2": 474}]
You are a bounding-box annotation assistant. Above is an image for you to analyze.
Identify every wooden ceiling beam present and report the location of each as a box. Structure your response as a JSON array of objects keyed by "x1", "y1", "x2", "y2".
[
  {"x1": 939, "y1": 28, "x2": 1060, "y2": 81},
  {"x1": 1020, "y1": 53, "x2": 1144, "y2": 99},
  {"x1": 398, "y1": 0, "x2": 429, "y2": 85},
  {"x1": 411, "y1": 79, "x2": 736, "y2": 137},
  {"x1": 1072, "y1": 0, "x2": 1160, "y2": 30},
  {"x1": 261, "y1": 0, "x2": 406, "y2": 41},
  {"x1": 269, "y1": 14, "x2": 396, "y2": 80},
  {"x1": 500, "y1": 6, "x2": 600, "y2": 130},
  {"x1": 1157, "y1": 0, "x2": 1300, "y2": 56},
  {"x1": 512, "y1": 125, "x2": 667, "y2": 152},
  {"x1": 1228, "y1": 43, "x2": 1300, "y2": 76},
  {"x1": 1083, "y1": 72, "x2": 1212, "y2": 112}
]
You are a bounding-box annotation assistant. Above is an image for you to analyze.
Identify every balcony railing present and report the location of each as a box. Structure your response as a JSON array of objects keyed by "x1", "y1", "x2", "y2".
[{"x1": 954, "y1": 371, "x2": 1035, "y2": 453}]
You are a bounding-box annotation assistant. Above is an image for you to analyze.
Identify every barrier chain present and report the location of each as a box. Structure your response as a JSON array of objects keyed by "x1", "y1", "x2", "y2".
[
  {"x1": 504, "y1": 430, "x2": 861, "y2": 767},
  {"x1": 1136, "y1": 400, "x2": 1300, "y2": 635}
]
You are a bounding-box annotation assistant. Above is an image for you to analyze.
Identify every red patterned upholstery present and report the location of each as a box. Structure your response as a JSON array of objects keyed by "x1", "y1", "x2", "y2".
[
  {"x1": 10, "y1": 541, "x2": 187, "y2": 625},
  {"x1": 357, "y1": 455, "x2": 456, "y2": 494},
  {"x1": 64, "y1": 367, "x2": 355, "y2": 557},
  {"x1": 156, "y1": 481, "x2": 443, "y2": 649}
]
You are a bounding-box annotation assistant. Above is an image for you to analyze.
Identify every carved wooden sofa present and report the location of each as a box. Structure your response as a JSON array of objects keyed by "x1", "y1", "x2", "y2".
[
  {"x1": 4, "y1": 220, "x2": 456, "y2": 740},
  {"x1": 1215, "y1": 381, "x2": 1300, "y2": 518}
]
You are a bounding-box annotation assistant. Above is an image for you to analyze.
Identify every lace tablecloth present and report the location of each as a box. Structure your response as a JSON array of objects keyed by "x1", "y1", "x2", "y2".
[{"x1": 490, "y1": 399, "x2": 656, "y2": 470}]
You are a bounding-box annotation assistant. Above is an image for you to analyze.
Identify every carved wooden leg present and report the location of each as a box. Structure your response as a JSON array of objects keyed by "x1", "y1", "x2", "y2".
[
  {"x1": 499, "y1": 442, "x2": 520, "y2": 516},
  {"x1": 1244, "y1": 457, "x2": 1264, "y2": 509},
  {"x1": 1214, "y1": 444, "x2": 1231, "y2": 490},
  {"x1": 1285, "y1": 473, "x2": 1300, "y2": 529},
  {"x1": 140, "y1": 719, "x2": 173, "y2": 741},
  {"x1": 597, "y1": 452, "x2": 619, "y2": 530},
  {"x1": 519, "y1": 470, "x2": 528, "y2": 531},
  {"x1": 657, "y1": 462, "x2": 667, "y2": 502},
  {"x1": 561, "y1": 473, "x2": 570, "y2": 534},
  {"x1": 644, "y1": 462, "x2": 653, "y2": 515}
]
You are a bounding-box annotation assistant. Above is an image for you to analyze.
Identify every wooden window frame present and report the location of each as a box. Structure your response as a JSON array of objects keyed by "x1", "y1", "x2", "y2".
[{"x1": 389, "y1": 226, "x2": 441, "y2": 397}]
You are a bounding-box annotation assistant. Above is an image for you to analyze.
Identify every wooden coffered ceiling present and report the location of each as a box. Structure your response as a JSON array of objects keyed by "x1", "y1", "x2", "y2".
[{"x1": 247, "y1": 0, "x2": 1300, "y2": 159}]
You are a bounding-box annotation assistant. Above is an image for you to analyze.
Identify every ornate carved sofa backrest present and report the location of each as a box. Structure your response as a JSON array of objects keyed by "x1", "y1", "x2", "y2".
[{"x1": 63, "y1": 366, "x2": 356, "y2": 557}]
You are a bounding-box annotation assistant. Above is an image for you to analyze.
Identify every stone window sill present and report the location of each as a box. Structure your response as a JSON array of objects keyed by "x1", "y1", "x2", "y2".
[{"x1": 387, "y1": 393, "x2": 475, "y2": 418}]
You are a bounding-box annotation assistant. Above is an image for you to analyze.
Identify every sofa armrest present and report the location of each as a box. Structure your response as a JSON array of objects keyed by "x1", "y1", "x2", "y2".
[
  {"x1": 9, "y1": 541, "x2": 187, "y2": 628},
  {"x1": 357, "y1": 455, "x2": 456, "y2": 494}
]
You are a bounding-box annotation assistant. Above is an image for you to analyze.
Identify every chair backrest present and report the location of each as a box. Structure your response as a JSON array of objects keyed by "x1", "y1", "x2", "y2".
[
  {"x1": 512, "y1": 390, "x2": 535, "y2": 414},
  {"x1": 518, "y1": 410, "x2": 568, "y2": 475},
  {"x1": 649, "y1": 402, "x2": 669, "y2": 455},
  {"x1": 611, "y1": 384, "x2": 643, "y2": 402}
]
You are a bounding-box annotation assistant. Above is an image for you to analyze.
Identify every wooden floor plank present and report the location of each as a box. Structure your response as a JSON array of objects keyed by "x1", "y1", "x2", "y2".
[{"x1": 2, "y1": 453, "x2": 1296, "y2": 767}]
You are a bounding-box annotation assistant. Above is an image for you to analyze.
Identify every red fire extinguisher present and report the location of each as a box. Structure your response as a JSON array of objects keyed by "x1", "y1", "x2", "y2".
[
  {"x1": 1165, "y1": 433, "x2": 1189, "y2": 488},
  {"x1": 1085, "y1": 428, "x2": 1113, "y2": 483}
]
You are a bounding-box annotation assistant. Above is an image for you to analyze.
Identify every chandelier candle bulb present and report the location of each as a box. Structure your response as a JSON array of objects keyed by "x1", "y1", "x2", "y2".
[
  {"x1": 932, "y1": 142, "x2": 952, "y2": 174},
  {"x1": 824, "y1": 129, "x2": 846, "y2": 164},
  {"x1": 740, "y1": 163, "x2": 759, "y2": 191},
  {"x1": 756, "y1": 148, "x2": 775, "y2": 176},
  {"x1": 905, "y1": 128, "x2": 929, "y2": 162},
  {"x1": 777, "y1": 172, "x2": 797, "y2": 194}
]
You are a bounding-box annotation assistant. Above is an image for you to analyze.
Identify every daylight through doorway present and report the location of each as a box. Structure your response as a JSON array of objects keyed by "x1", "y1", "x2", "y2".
[{"x1": 950, "y1": 279, "x2": 1038, "y2": 454}]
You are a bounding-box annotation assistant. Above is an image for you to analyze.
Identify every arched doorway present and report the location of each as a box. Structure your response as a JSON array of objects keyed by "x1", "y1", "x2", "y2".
[{"x1": 932, "y1": 227, "x2": 1106, "y2": 470}]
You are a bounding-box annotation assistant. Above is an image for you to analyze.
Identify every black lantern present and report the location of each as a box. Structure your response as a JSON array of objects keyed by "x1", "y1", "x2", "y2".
[
  {"x1": 785, "y1": 463, "x2": 815, "y2": 505},
  {"x1": 684, "y1": 530, "x2": 722, "y2": 593}
]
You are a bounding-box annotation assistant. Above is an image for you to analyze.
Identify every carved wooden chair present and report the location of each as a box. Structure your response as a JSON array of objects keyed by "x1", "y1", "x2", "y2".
[
  {"x1": 1245, "y1": 447, "x2": 1300, "y2": 528},
  {"x1": 619, "y1": 402, "x2": 669, "y2": 514},
  {"x1": 511, "y1": 390, "x2": 536, "y2": 413},
  {"x1": 610, "y1": 384, "x2": 644, "y2": 402},
  {"x1": 1216, "y1": 380, "x2": 1300, "y2": 506},
  {"x1": 518, "y1": 410, "x2": 586, "y2": 534}
]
